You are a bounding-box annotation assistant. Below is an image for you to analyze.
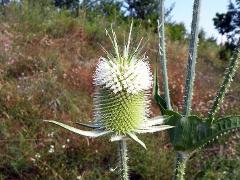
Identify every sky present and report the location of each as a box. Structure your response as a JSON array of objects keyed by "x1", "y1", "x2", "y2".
[{"x1": 165, "y1": 0, "x2": 230, "y2": 42}]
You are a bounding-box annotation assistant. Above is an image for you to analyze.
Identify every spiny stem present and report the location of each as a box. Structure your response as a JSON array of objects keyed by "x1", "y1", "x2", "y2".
[
  {"x1": 158, "y1": 0, "x2": 171, "y2": 110},
  {"x1": 174, "y1": 151, "x2": 188, "y2": 180},
  {"x1": 208, "y1": 46, "x2": 240, "y2": 123},
  {"x1": 118, "y1": 139, "x2": 129, "y2": 180},
  {"x1": 177, "y1": 1, "x2": 201, "y2": 179},
  {"x1": 183, "y1": 0, "x2": 201, "y2": 116}
]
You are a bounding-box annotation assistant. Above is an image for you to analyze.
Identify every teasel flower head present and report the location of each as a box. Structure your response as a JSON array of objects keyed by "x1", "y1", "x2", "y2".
[
  {"x1": 93, "y1": 40, "x2": 152, "y2": 135},
  {"x1": 45, "y1": 23, "x2": 173, "y2": 148}
]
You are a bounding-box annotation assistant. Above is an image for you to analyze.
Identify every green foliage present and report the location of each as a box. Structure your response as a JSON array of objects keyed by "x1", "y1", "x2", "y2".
[
  {"x1": 125, "y1": 0, "x2": 159, "y2": 20},
  {"x1": 213, "y1": 0, "x2": 240, "y2": 45},
  {"x1": 194, "y1": 156, "x2": 240, "y2": 179},
  {"x1": 89, "y1": 0, "x2": 124, "y2": 22},
  {"x1": 166, "y1": 23, "x2": 187, "y2": 42},
  {"x1": 1, "y1": 1, "x2": 81, "y2": 38},
  {"x1": 213, "y1": 0, "x2": 240, "y2": 60},
  {"x1": 129, "y1": 135, "x2": 174, "y2": 179},
  {"x1": 54, "y1": 0, "x2": 79, "y2": 9},
  {"x1": 198, "y1": 36, "x2": 219, "y2": 62},
  {"x1": 218, "y1": 43, "x2": 236, "y2": 61},
  {"x1": 123, "y1": 0, "x2": 175, "y2": 29}
]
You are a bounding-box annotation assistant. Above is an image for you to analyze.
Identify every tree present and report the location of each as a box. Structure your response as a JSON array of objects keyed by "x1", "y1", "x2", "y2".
[
  {"x1": 55, "y1": 0, "x2": 79, "y2": 10},
  {"x1": 89, "y1": 0, "x2": 124, "y2": 17},
  {"x1": 0, "y1": 0, "x2": 9, "y2": 6},
  {"x1": 165, "y1": 22, "x2": 187, "y2": 41},
  {"x1": 213, "y1": 0, "x2": 240, "y2": 45},
  {"x1": 124, "y1": 0, "x2": 174, "y2": 23},
  {"x1": 124, "y1": 0, "x2": 158, "y2": 19}
]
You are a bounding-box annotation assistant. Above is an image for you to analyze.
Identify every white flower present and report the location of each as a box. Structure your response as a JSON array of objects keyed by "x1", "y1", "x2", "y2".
[
  {"x1": 48, "y1": 145, "x2": 55, "y2": 153},
  {"x1": 47, "y1": 131, "x2": 54, "y2": 137},
  {"x1": 94, "y1": 57, "x2": 152, "y2": 95},
  {"x1": 35, "y1": 153, "x2": 41, "y2": 159}
]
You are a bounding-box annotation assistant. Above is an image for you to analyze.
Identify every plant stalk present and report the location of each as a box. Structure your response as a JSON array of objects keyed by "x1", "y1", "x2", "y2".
[
  {"x1": 183, "y1": 0, "x2": 201, "y2": 116},
  {"x1": 118, "y1": 139, "x2": 129, "y2": 180},
  {"x1": 208, "y1": 46, "x2": 240, "y2": 123},
  {"x1": 158, "y1": 0, "x2": 171, "y2": 110},
  {"x1": 173, "y1": 151, "x2": 188, "y2": 180}
]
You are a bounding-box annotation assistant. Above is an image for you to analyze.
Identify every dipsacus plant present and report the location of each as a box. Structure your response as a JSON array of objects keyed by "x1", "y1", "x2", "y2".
[{"x1": 45, "y1": 23, "x2": 173, "y2": 179}]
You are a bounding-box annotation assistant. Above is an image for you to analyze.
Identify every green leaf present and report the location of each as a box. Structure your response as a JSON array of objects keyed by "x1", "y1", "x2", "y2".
[
  {"x1": 154, "y1": 93, "x2": 168, "y2": 114},
  {"x1": 164, "y1": 110, "x2": 182, "y2": 121},
  {"x1": 164, "y1": 110, "x2": 182, "y2": 141},
  {"x1": 169, "y1": 115, "x2": 209, "y2": 151},
  {"x1": 153, "y1": 60, "x2": 167, "y2": 114},
  {"x1": 164, "y1": 115, "x2": 240, "y2": 152},
  {"x1": 44, "y1": 120, "x2": 111, "y2": 137},
  {"x1": 195, "y1": 116, "x2": 240, "y2": 151}
]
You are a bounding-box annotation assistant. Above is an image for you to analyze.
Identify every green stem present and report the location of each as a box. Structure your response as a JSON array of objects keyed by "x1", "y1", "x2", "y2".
[
  {"x1": 158, "y1": 0, "x2": 171, "y2": 110},
  {"x1": 208, "y1": 46, "x2": 240, "y2": 123},
  {"x1": 183, "y1": 0, "x2": 201, "y2": 116},
  {"x1": 118, "y1": 139, "x2": 129, "y2": 180},
  {"x1": 174, "y1": 151, "x2": 188, "y2": 180}
]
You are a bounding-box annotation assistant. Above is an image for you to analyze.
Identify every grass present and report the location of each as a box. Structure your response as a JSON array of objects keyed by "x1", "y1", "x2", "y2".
[{"x1": 0, "y1": 3, "x2": 240, "y2": 179}]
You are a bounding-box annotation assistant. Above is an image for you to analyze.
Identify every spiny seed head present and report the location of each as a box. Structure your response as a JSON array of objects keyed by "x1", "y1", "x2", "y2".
[{"x1": 93, "y1": 25, "x2": 152, "y2": 135}]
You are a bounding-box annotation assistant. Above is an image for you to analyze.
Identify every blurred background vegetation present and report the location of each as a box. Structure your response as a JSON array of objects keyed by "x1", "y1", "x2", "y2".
[{"x1": 0, "y1": 0, "x2": 240, "y2": 179}]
